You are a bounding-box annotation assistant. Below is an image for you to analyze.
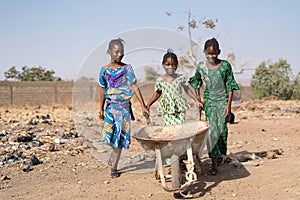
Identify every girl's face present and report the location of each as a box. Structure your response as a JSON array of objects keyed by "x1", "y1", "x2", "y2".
[
  {"x1": 108, "y1": 44, "x2": 124, "y2": 63},
  {"x1": 204, "y1": 46, "x2": 219, "y2": 64},
  {"x1": 163, "y1": 57, "x2": 177, "y2": 75}
]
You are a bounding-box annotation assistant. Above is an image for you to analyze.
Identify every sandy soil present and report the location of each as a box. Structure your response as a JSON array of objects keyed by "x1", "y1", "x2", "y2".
[{"x1": 0, "y1": 99, "x2": 300, "y2": 200}]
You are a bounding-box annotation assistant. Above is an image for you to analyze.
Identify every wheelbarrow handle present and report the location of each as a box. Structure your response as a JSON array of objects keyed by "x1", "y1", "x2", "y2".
[
  {"x1": 145, "y1": 113, "x2": 151, "y2": 125},
  {"x1": 198, "y1": 107, "x2": 202, "y2": 121},
  {"x1": 198, "y1": 107, "x2": 202, "y2": 112}
]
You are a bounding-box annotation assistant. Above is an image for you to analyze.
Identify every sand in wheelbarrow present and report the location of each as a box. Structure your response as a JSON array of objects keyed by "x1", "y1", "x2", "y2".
[{"x1": 148, "y1": 121, "x2": 210, "y2": 140}]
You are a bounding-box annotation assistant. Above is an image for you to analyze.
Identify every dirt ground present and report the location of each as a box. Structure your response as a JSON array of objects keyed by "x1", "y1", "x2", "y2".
[{"x1": 0, "y1": 99, "x2": 300, "y2": 200}]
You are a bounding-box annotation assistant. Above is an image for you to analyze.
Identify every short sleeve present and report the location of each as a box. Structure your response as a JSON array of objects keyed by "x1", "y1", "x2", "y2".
[
  {"x1": 189, "y1": 64, "x2": 203, "y2": 89},
  {"x1": 98, "y1": 67, "x2": 107, "y2": 88},
  {"x1": 179, "y1": 75, "x2": 189, "y2": 86},
  {"x1": 154, "y1": 78, "x2": 162, "y2": 92},
  {"x1": 125, "y1": 65, "x2": 137, "y2": 85},
  {"x1": 225, "y1": 61, "x2": 240, "y2": 91}
]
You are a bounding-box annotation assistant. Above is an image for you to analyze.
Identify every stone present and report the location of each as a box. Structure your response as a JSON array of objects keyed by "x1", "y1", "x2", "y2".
[
  {"x1": 245, "y1": 103, "x2": 256, "y2": 111},
  {"x1": 53, "y1": 138, "x2": 61, "y2": 144},
  {"x1": 72, "y1": 138, "x2": 83, "y2": 146},
  {"x1": 8, "y1": 135, "x2": 18, "y2": 142},
  {"x1": 22, "y1": 164, "x2": 32, "y2": 172},
  {"x1": 266, "y1": 151, "x2": 277, "y2": 159},
  {"x1": 40, "y1": 143, "x2": 55, "y2": 152},
  {"x1": 31, "y1": 155, "x2": 42, "y2": 165}
]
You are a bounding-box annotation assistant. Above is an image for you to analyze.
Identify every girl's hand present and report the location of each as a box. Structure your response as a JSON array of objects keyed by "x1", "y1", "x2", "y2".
[
  {"x1": 146, "y1": 105, "x2": 150, "y2": 110},
  {"x1": 142, "y1": 106, "x2": 151, "y2": 125},
  {"x1": 99, "y1": 110, "x2": 104, "y2": 120},
  {"x1": 224, "y1": 104, "x2": 231, "y2": 117},
  {"x1": 142, "y1": 106, "x2": 149, "y2": 117},
  {"x1": 196, "y1": 99, "x2": 204, "y2": 110}
]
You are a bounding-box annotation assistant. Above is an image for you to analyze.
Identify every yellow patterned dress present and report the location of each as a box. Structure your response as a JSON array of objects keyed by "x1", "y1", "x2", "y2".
[{"x1": 155, "y1": 75, "x2": 190, "y2": 125}]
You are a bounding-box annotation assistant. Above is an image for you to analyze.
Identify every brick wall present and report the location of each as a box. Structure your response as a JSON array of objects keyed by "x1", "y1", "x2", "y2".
[
  {"x1": 0, "y1": 81, "x2": 253, "y2": 107},
  {"x1": 0, "y1": 81, "x2": 78, "y2": 106}
]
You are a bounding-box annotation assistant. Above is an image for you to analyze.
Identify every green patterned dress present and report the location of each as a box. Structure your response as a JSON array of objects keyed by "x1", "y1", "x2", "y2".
[
  {"x1": 189, "y1": 60, "x2": 239, "y2": 158},
  {"x1": 155, "y1": 75, "x2": 190, "y2": 125}
]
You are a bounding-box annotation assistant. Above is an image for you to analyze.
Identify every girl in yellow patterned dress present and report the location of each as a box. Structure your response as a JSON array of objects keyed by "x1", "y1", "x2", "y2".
[{"x1": 147, "y1": 49, "x2": 203, "y2": 125}]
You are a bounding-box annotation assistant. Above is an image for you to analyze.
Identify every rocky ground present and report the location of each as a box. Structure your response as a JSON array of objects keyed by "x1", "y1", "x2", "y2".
[{"x1": 0, "y1": 99, "x2": 300, "y2": 199}]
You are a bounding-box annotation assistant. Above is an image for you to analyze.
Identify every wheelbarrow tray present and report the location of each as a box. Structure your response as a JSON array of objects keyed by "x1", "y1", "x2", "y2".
[{"x1": 133, "y1": 121, "x2": 210, "y2": 157}]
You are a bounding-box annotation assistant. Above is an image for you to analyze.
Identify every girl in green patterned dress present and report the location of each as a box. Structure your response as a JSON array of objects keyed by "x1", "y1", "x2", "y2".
[
  {"x1": 189, "y1": 38, "x2": 240, "y2": 175},
  {"x1": 147, "y1": 49, "x2": 203, "y2": 125}
]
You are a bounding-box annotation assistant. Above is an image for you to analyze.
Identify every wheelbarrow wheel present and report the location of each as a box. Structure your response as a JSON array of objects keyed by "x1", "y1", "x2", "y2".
[{"x1": 171, "y1": 154, "x2": 181, "y2": 189}]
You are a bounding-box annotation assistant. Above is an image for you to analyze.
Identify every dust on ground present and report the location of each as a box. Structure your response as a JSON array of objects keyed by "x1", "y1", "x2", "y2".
[{"x1": 0, "y1": 99, "x2": 300, "y2": 200}]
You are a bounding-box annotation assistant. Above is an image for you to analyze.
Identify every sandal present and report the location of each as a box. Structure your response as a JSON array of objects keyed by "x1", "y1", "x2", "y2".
[
  {"x1": 217, "y1": 157, "x2": 223, "y2": 166},
  {"x1": 207, "y1": 167, "x2": 218, "y2": 176},
  {"x1": 110, "y1": 170, "x2": 121, "y2": 178}
]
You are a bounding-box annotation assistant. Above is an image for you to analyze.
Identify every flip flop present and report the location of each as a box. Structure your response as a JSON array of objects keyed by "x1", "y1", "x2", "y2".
[
  {"x1": 207, "y1": 167, "x2": 218, "y2": 176},
  {"x1": 217, "y1": 157, "x2": 223, "y2": 166},
  {"x1": 110, "y1": 170, "x2": 121, "y2": 178}
]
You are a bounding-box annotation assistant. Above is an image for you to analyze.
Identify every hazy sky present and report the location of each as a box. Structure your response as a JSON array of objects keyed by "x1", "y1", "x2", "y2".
[{"x1": 1, "y1": 0, "x2": 299, "y2": 85}]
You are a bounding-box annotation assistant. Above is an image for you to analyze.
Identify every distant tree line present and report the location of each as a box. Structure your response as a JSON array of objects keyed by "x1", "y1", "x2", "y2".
[
  {"x1": 4, "y1": 66, "x2": 62, "y2": 81},
  {"x1": 251, "y1": 59, "x2": 300, "y2": 100}
]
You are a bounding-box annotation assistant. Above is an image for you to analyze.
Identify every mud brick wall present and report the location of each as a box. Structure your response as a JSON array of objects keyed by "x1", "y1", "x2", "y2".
[
  {"x1": 0, "y1": 81, "x2": 78, "y2": 106},
  {"x1": 0, "y1": 81, "x2": 253, "y2": 107}
]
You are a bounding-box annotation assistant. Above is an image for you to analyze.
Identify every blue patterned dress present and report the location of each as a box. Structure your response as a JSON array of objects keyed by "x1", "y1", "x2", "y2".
[{"x1": 98, "y1": 64, "x2": 137, "y2": 149}]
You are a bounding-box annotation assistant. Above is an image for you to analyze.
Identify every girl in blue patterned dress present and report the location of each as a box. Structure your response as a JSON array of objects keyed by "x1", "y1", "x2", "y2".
[{"x1": 99, "y1": 38, "x2": 149, "y2": 178}]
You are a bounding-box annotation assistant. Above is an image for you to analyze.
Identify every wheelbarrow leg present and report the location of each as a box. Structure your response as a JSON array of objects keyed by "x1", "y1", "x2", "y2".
[
  {"x1": 155, "y1": 147, "x2": 166, "y2": 187},
  {"x1": 183, "y1": 145, "x2": 197, "y2": 182},
  {"x1": 177, "y1": 145, "x2": 198, "y2": 199},
  {"x1": 154, "y1": 156, "x2": 159, "y2": 180}
]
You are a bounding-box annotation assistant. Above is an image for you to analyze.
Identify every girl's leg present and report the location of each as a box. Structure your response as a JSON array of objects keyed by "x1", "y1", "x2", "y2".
[
  {"x1": 216, "y1": 115, "x2": 228, "y2": 166},
  {"x1": 111, "y1": 147, "x2": 122, "y2": 170},
  {"x1": 110, "y1": 147, "x2": 122, "y2": 178},
  {"x1": 207, "y1": 157, "x2": 218, "y2": 175},
  {"x1": 108, "y1": 151, "x2": 114, "y2": 166}
]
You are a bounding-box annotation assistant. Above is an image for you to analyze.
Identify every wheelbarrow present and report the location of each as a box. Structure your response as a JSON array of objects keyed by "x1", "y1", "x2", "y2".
[{"x1": 132, "y1": 120, "x2": 210, "y2": 196}]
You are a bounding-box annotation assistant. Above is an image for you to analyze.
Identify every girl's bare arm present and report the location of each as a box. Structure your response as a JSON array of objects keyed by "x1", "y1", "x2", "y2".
[
  {"x1": 195, "y1": 88, "x2": 200, "y2": 99},
  {"x1": 132, "y1": 84, "x2": 149, "y2": 116},
  {"x1": 224, "y1": 90, "x2": 233, "y2": 117},
  {"x1": 183, "y1": 85, "x2": 203, "y2": 108},
  {"x1": 99, "y1": 86, "x2": 105, "y2": 120},
  {"x1": 147, "y1": 90, "x2": 162, "y2": 109}
]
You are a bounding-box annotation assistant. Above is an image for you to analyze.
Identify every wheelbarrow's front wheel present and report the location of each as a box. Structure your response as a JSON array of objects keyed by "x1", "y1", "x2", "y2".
[
  {"x1": 172, "y1": 154, "x2": 185, "y2": 198},
  {"x1": 171, "y1": 154, "x2": 182, "y2": 189}
]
